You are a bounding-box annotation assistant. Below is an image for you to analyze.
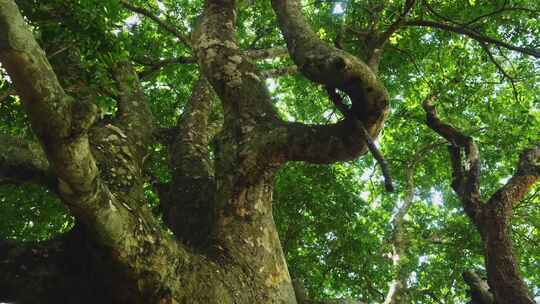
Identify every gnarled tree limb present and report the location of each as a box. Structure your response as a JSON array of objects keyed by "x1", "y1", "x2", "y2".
[
  {"x1": 423, "y1": 97, "x2": 537, "y2": 304},
  {"x1": 271, "y1": 0, "x2": 389, "y2": 127}
]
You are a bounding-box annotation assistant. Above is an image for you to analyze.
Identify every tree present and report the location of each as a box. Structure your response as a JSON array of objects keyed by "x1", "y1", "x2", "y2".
[{"x1": 0, "y1": 0, "x2": 539, "y2": 303}]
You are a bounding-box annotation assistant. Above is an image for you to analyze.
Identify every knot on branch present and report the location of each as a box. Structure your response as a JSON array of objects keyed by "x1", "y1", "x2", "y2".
[{"x1": 70, "y1": 98, "x2": 97, "y2": 137}]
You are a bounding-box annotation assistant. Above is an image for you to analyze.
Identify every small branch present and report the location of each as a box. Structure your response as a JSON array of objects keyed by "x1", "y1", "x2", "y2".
[
  {"x1": 360, "y1": 123, "x2": 394, "y2": 192},
  {"x1": 465, "y1": 6, "x2": 539, "y2": 26},
  {"x1": 246, "y1": 47, "x2": 289, "y2": 60},
  {"x1": 137, "y1": 56, "x2": 197, "y2": 79},
  {"x1": 376, "y1": 0, "x2": 417, "y2": 47},
  {"x1": 403, "y1": 19, "x2": 540, "y2": 58},
  {"x1": 261, "y1": 65, "x2": 298, "y2": 79},
  {"x1": 119, "y1": 0, "x2": 192, "y2": 47},
  {"x1": 478, "y1": 42, "x2": 519, "y2": 102}
]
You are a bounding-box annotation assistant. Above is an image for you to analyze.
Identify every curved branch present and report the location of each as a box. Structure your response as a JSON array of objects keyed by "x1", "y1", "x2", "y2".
[
  {"x1": 422, "y1": 96, "x2": 483, "y2": 225},
  {"x1": 403, "y1": 19, "x2": 540, "y2": 58},
  {"x1": 271, "y1": 0, "x2": 389, "y2": 128},
  {"x1": 281, "y1": 120, "x2": 372, "y2": 164}
]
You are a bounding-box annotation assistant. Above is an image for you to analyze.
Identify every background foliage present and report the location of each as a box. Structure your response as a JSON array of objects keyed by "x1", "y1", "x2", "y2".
[{"x1": 1, "y1": 0, "x2": 539, "y2": 302}]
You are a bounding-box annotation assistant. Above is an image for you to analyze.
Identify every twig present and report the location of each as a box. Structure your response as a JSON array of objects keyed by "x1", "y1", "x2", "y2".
[
  {"x1": 326, "y1": 87, "x2": 394, "y2": 192},
  {"x1": 119, "y1": 0, "x2": 192, "y2": 48}
]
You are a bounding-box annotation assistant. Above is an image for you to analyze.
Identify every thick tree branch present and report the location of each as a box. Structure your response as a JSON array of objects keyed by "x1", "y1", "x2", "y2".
[
  {"x1": 165, "y1": 76, "x2": 216, "y2": 247},
  {"x1": 119, "y1": 0, "x2": 192, "y2": 47},
  {"x1": 193, "y1": 3, "x2": 298, "y2": 302},
  {"x1": 486, "y1": 144, "x2": 540, "y2": 212},
  {"x1": 0, "y1": 133, "x2": 55, "y2": 189},
  {"x1": 193, "y1": 1, "x2": 281, "y2": 131},
  {"x1": 111, "y1": 60, "x2": 155, "y2": 156},
  {"x1": 403, "y1": 19, "x2": 540, "y2": 58},
  {"x1": 0, "y1": 0, "x2": 97, "y2": 195}
]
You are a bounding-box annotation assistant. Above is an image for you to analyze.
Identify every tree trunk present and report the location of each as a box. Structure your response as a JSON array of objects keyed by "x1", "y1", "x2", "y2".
[
  {"x1": 0, "y1": 0, "x2": 387, "y2": 303},
  {"x1": 481, "y1": 207, "x2": 535, "y2": 304}
]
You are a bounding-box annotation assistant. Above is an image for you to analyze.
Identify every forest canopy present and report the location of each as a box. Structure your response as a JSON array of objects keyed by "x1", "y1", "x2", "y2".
[{"x1": 0, "y1": 0, "x2": 539, "y2": 303}]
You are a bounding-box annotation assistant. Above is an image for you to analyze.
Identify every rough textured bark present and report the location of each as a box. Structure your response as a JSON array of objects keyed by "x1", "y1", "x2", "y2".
[
  {"x1": 166, "y1": 76, "x2": 216, "y2": 249},
  {"x1": 423, "y1": 98, "x2": 538, "y2": 304}
]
